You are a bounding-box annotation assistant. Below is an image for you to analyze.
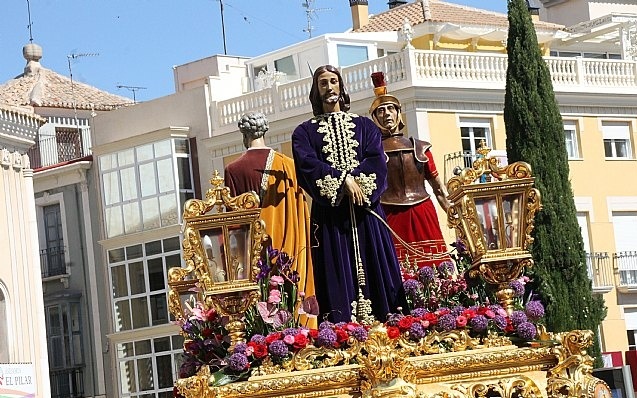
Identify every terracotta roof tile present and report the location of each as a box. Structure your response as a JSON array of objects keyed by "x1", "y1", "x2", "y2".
[
  {"x1": 0, "y1": 67, "x2": 133, "y2": 111},
  {"x1": 354, "y1": 0, "x2": 563, "y2": 33}
]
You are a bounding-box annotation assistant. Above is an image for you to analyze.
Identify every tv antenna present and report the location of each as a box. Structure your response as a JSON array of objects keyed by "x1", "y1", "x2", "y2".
[
  {"x1": 116, "y1": 85, "x2": 147, "y2": 103},
  {"x1": 302, "y1": 0, "x2": 331, "y2": 39},
  {"x1": 67, "y1": 52, "x2": 99, "y2": 131},
  {"x1": 26, "y1": 0, "x2": 34, "y2": 42},
  {"x1": 218, "y1": 0, "x2": 227, "y2": 54}
]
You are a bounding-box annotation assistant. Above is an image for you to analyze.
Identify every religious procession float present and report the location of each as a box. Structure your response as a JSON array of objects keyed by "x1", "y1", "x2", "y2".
[{"x1": 167, "y1": 146, "x2": 609, "y2": 398}]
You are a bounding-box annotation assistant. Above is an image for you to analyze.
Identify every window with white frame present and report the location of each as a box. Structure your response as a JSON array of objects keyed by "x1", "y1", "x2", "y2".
[
  {"x1": 109, "y1": 237, "x2": 182, "y2": 332},
  {"x1": 460, "y1": 118, "x2": 494, "y2": 167},
  {"x1": 337, "y1": 44, "x2": 369, "y2": 67},
  {"x1": 116, "y1": 334, "x2": 184, "y2": 398},
  {"x1": 274, "y1": 55, "x2": 297, "y2": 81},
  {"x1": 602, "y1": 121, "x2": 632, "y2": 159},
  {"x1": 564, "y1": 120, "x2": 580, "y2": 159},
  {"x1": 99, "y1": 138, "x2": 195, "y2": 239}
]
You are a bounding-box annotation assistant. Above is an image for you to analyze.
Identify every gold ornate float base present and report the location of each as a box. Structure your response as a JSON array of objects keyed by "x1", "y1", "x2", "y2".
[{"x1": 175, "y1": 329, "x2": 607, "y2": 398}]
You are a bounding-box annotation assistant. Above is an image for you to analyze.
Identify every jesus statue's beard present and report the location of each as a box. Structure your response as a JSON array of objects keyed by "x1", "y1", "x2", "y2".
[{"x1": 323, "y1": 93, "x2": 339, "y2": 104}]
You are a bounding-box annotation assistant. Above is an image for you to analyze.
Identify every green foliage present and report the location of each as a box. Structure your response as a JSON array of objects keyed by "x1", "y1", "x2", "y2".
[{"x1": 503, "y1": 0, "x2": 606, "y2": 365}]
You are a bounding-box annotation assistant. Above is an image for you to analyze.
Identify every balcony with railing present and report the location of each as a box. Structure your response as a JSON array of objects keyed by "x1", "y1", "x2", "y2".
[
  {"x1": 27, "y1": 119, "x2": 91, "y2": 170},
  {"x1": 212, "y1": 49, "x2": 637, "y2": 136},
  {"x1": 586, "y1": 252, "x2": 614, "y2": 293},
  {"x1": 40, "y1": 246, "x2": 68, "y2": 279},
  {"x1": 616, "y1": 251, "x2": 637, "y2": 291},
  {"x1": 50, "y1": 366, "x2": 84, "y2": 398}
]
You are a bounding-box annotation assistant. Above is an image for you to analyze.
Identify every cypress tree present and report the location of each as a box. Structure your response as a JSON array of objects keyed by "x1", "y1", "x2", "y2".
[{"x1": 503, "y1": 0, "x2": 606, "y2": 362}]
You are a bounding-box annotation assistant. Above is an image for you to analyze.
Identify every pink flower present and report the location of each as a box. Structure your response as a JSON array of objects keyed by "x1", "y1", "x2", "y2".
[
  {"x1": 496, "y1": 308, "x2": 508, "y2": 317},
  {"x1": 485, "y1": 309, "x2": 496, "y2": 319},
  {"x1": 421, "y1": 320, "x2": 430, "y2": 328},
  {"x1": 268, "y1": 289, "x2": 282, "y2": 304},
  {"x1": 283, "y1": 334, "x2": 295, "y2": 345},
  {"x1": 299, "y1": 328, "x2": 309, "y2": 337},
  {"x1": 456, "y1": 315, "x2": 468, "y2": 328},
  {"x1": 270, "y1": 276, "x2": 285, "y2": 286},
  {"x1": 245, "y1": 346, "x2": 254, "y2": 356}
]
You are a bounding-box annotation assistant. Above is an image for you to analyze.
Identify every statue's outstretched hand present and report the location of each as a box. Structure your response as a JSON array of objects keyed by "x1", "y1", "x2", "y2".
[{"x1": 344, "y1": 175, "x2": 364, "y2": 206}]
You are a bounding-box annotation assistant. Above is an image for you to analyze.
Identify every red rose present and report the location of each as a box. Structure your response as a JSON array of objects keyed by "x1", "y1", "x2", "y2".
[
  {"x1": 265, "y1": 332, "x2": 282, "y2": 344},
  {"x1": 293, "y1": 333, "x2": 309, "y2": 349},
  {"x1": 387, "y1": 326, "x2": 401, "y2": 339},
  {"x1": 201, "y1": 328, "x2": 214, "y2": 338},
  {"x1": 309, "y1": 329, "x2": 319, "y2": 339},
  {"x1": 336, "y1": 329, "x2": 349, "y2": 343},
  {"x1": 184, "y1": 340, "x2": 199, "y2": 354},
  {"x1": 477, "y1": 306, "x2": 488, "y2": 315},
  {"x1": 462, "y1": 309, "x2": 477, "y2": 319},
  {"x1": 398, "y1": 317, "x2": 415, "y2": 331},
  {"x1": 424, "y1": 313, "x2": 438, "y2": 325},
  {"x1": 505, "y1": 319, "x2": 515, "y2": 333},
  {"x1": 248, "y1": 342, "x2": 268, "y2": 359}
]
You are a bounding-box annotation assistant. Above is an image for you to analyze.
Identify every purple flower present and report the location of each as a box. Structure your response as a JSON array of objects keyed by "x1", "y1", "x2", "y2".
[
  {"x1": 316, "y1": 328, "x2": 338, "y2": 348},
  {"x1": 418, "y1": 266, "x2": 436, "y2": 284},
  {"x1": 351, "y1": 326, "x2": 368, "y2": 342},
  {"x1": 282, "y1": 328, "x2": 299, "y2": 336},
  {"x1": 404, "y1": 279, "x2": 423, "y2": 296},
  {"x1": 233, "y1": 342, "x2": 248, "y2": 355},
  {"x1": 182, "y1": 320, "x2": 194, "y2": 334},
  {"x1": 227, "y1": 353, "x2": 249, "y2": 371},
  {"x1": 289, "y1": 271, "x2": 300, "y2": 283},
  {"x1": 256, "y1": 259, "x2": 271, "y2": 281},
  {"x1": 438, "y1": 314, "x2": 456, "y2": 332},
  {"x1": 451, "y1": 306, "x2": 466, "y2": 317},
  {"x1": 525, "y1": 301, "x2": 545, "y2": 321},
  {"x1": 318, "y1": 321, "x2": 334, "y2": 330},
  {"x1": 452, "y1": 239, "x2": 467, "y2": 254},
  {"x1": 510, "y1": 310, "x2": 528, "y2": 327},
  {"x1": 268, "y1": 340, "x2": 289, "y2": 358},
  {"x1": 277, "y1": 251, "x2": 292, "y2": 270},
  {"x1": 411, "y1": 308, "x2": 429, "y2": 318},
  {"x1": 385, "y1": 313, "x2": 405, "y2": 327},
  {"x1": 250, "y1": 334, "x2": 266, "y2": 345},
  {"x1": 267, "y1": 247, "x2": 279, "y2": 260},
  {"x1": 509, "y1": 280, "x2": 525, "y2": 298},
  {"x1": 409, "y1": 322, "x2": 427, "y2": 340},
  {"x1": 335, "y1": 322, "x2": 347, "y2": 328},
  {"x1": 516, "y1": 321, "x2": 538, "y2": 340},
  {"x1": 493, "y1": 315, "x2": 508, "y2": 331},
  {"x1": 437, "y1": 261, "x2": 456, "y2": 276},
  {"x1": 469, "y1": 315, "x2": 488, "y2": 333}
]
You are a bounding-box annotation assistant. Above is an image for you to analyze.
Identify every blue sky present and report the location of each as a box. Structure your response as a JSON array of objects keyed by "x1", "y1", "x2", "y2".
[{"x1": 0, "y1": 0, "x2": 507, "y2": 101}]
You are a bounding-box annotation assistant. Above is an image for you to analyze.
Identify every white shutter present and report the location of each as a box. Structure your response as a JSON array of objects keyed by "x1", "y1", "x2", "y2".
[
  {"x1": 602, "y1": 122, "x2": 630, "y2": 140},
  {"x1": 625, "y1": 308, "x2": 637, "y2": 330},
  {"x1": 612, "y1": 212, "x2": 637, "y2": 252}
]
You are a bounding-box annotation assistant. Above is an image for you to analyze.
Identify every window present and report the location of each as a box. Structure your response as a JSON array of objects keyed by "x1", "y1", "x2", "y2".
[
  {"x1": 564, "y1": 121, "x2": 580, "y2": 159},
  {"x1": 613, "y1": 212, "x2": 637, "y2": 285},
  {"x1": 337, "y1": 44, "x2": 369, "y2": 67},
  {"x1": 99, "y1": 138, "x2": 195, "y2": 238},
  {"x1": 0, "y1": 287, "x2": 8, "y2": 362},
  {"x1": 602, "y1": 121, "x2": 632, "y2": 159},
  {"x1": 46, "y1": 301, "x2": 84, "y2": 398},
  {"x1": 459, "y1": 118, "x2": 493, "y2": 167},
  {"x1": 109, "y1": 237, "x2": 182, "y2": 332},
  {"x1": 274, "y1": 55, "x2": 297, "y2": 81},
  {"x1": 116, "y1": 335, "x2": 184, "y2": 398},
  {"x1": 42, "y1": 204, "x2": 66, "y2": 277}
]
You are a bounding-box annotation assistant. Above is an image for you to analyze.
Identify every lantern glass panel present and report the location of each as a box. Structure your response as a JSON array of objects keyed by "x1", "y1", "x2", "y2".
[
  {"x1": 502, "y1": 193, "x2": 523, "y2": 248},
  {"x1": 474, "y1": 196, "x2": 500, "y2": 250},
  {"x1": 201, "y1": 227, "x2": 228, "y2": 283},
  {"x1": 227, "y1": 225, "x2": 251, "y2": 281}
]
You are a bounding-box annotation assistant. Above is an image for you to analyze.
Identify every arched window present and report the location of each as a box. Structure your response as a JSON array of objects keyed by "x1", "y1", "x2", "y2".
[{"x1": 0, "y1": 286, "x2": 9, "y2": 362}]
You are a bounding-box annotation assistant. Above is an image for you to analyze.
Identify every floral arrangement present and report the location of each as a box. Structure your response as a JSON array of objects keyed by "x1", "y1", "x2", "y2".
[
  {"x1": 174, "y1": 241, "x2": 546, "y2": 394},
  {"x1": 396, "y1": 240, "x2": 545, "y2": 342}
]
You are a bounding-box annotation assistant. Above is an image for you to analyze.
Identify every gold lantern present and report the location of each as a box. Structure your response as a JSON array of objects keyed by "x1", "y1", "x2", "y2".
[
  {"x1": 168, "y1": 171, "x2": 266, "y2": 350},
  {"x1": 446, "y1": 145, "x2": 542, "y2": 313}
]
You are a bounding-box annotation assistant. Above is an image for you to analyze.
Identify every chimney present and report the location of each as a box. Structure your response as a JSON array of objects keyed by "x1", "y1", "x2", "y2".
[
  {"x1": 388, "y1": 0, "x2": 408, "y2": 9},
  {"x1": 349, "y1": 0, "x2": 369, "y2": 30},
  {"x1": 526, "y1": 0, "x2": 541, "y2": 22}
]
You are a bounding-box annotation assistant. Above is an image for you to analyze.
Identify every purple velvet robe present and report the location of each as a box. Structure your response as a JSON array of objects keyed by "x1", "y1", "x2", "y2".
[{"x1": 292, "y1": 112, "x2": 407, "y2": 323}]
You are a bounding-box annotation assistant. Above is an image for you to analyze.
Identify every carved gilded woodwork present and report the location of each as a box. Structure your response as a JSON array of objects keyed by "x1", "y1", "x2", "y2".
[
  {"x1": 168, "y1": 171, "x2": 267, "y2": 348},
  {"x1": 173, "y1": 329, "x2": 605, "y2": 398}
]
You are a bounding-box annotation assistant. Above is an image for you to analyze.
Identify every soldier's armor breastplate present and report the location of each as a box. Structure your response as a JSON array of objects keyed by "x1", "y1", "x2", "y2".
[{"x1": 381, "y1": 136, "x2": 432, "y2": 206}]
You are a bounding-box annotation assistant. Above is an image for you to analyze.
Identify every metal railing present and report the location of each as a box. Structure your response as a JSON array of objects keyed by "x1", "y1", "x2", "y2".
[
  {"x1": 40, "y1": 246, "x2": 67, "y2": 278},
  {"x1": 50, "y1": 366, "x2": 84, "y2": 398},
  {"x1": 443, "y1": 151, "x2": 475, "y2": 181},
  {"x1": 27, "y1": 126, "x2": 91, "y2": 170},
  {"x1": 616, "y1": 251, "x2": 637, "y2": 287},
  {"x1": 586, "y1": 252, "x2": 614, "y2": 291}
]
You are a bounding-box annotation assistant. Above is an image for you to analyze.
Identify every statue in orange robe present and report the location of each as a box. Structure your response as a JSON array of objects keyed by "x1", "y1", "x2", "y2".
[{"x1": 224, "y1": 112, "x2": 316, "y2": 327}]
